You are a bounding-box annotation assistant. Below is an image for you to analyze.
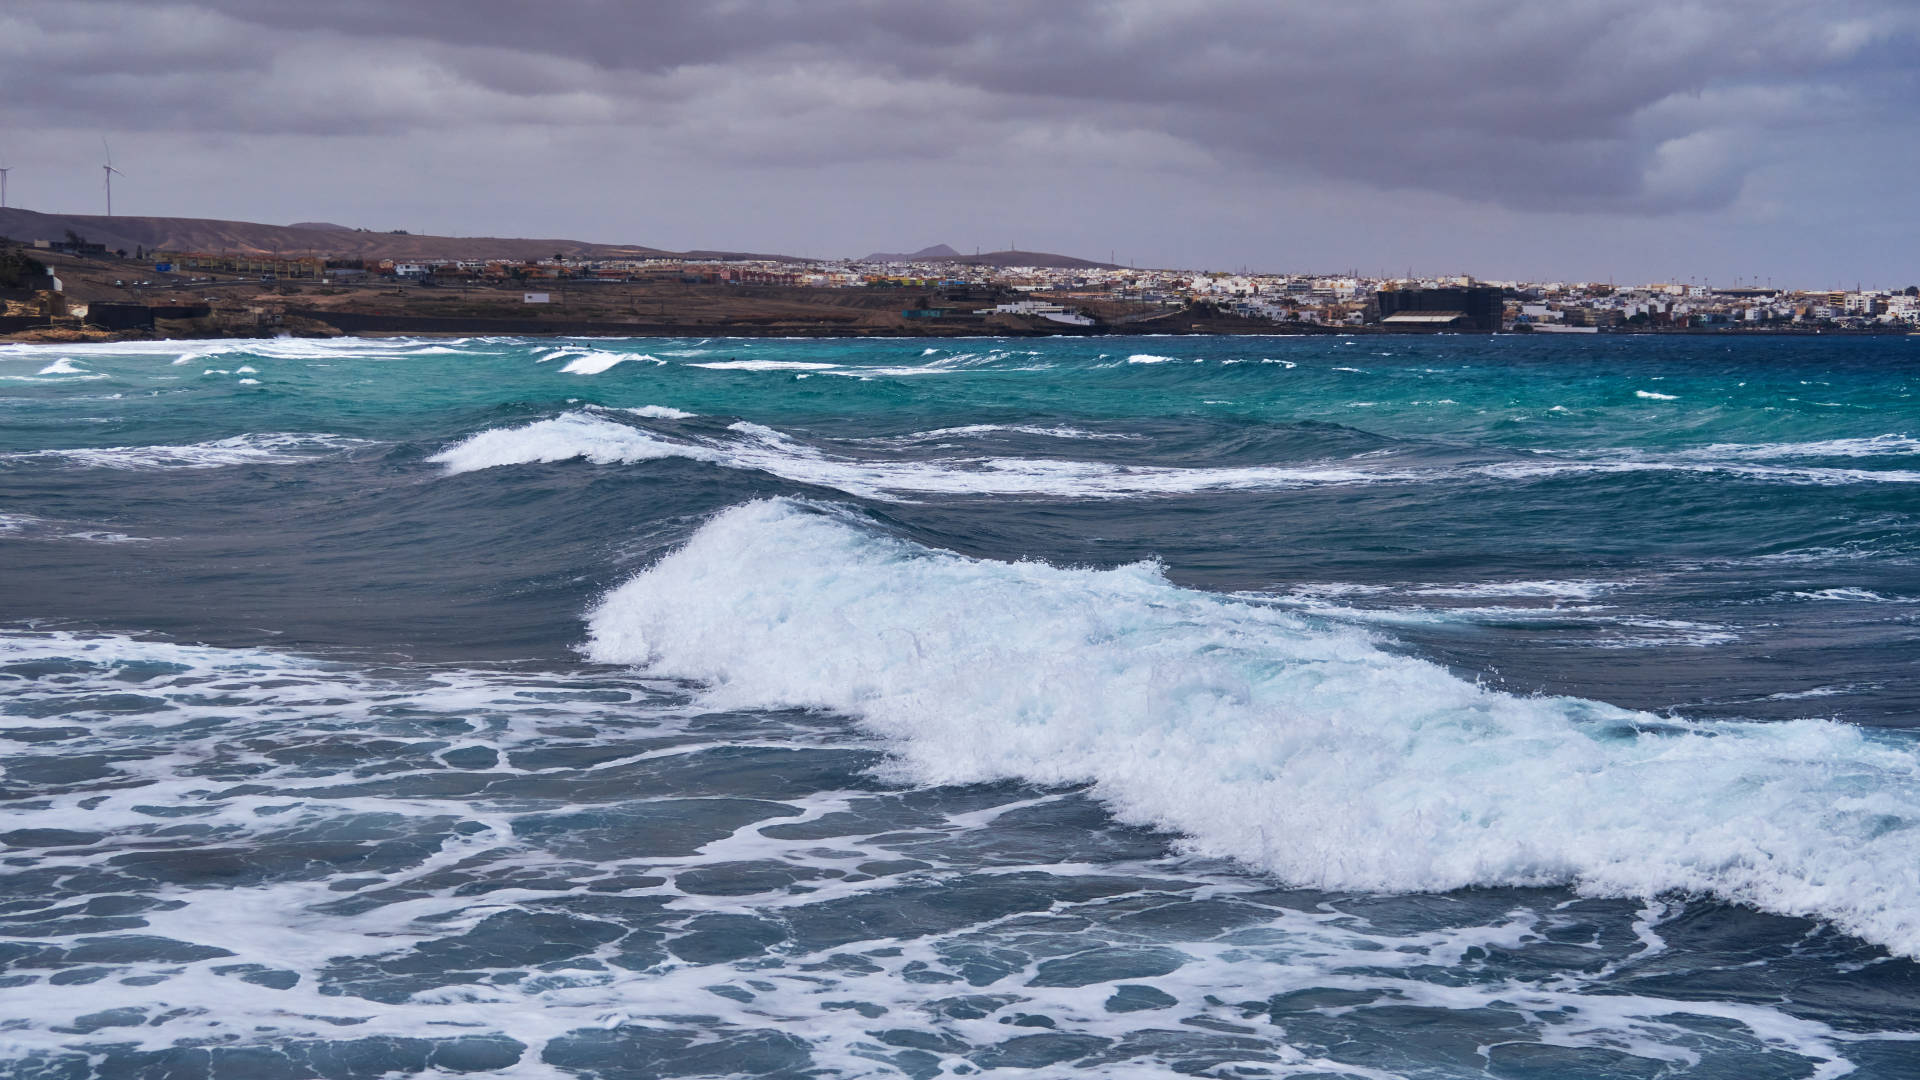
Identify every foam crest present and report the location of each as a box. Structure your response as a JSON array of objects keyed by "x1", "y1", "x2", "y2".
[
  {"x1": 587, "y1": 499, "x2": 1920, "y2": 956},
  {"x1": 871, "y1": 423, "x2": 1136, "y2": 443},
  {"x1": 549, "y1": 348, "x2": 660, "y2": 374},
  {"x1": 428, "y1": 412, "x2": 702, "y2": 472},
  {"x1": 428, "y1": 411, "x2": 1391, "y2": 498},
  {"x1": 1, "y1": 433, "x2": 369, "y2": 470},
  {"x1": 1688, "y1": 435, "x2": 1920, "y2": 460}
]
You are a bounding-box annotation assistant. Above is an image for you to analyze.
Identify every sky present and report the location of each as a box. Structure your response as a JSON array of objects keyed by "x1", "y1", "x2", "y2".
[{"x1": 2, "y1": 0, "x2": 1916, "y2": 287}]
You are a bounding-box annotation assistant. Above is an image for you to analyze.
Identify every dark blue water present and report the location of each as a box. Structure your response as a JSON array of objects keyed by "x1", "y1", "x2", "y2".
[{"x1": 2, "y1": 334, "x2": 1918, "y2": 1078}]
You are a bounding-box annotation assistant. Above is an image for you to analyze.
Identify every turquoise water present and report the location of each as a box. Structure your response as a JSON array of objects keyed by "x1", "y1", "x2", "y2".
[{"x1": 2, "y1": 333, "x2": 1918, "y2": 1078}]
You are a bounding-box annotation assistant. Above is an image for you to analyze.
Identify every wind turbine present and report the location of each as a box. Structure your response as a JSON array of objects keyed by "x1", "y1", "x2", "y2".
[
  {"x1": 0, "y1": 163, "x2": 10, "y2": 209},
  {"x1": 102, "y1": 139, "x2": 125, "y2": 217}
]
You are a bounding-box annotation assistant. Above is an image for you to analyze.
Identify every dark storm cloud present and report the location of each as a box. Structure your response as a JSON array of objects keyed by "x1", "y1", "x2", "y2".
[{"x1": 4, "y1": 0, "x2": 1915, "y2": 214}]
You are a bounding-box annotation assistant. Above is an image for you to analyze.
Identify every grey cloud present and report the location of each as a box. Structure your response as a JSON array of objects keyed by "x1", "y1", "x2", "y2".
[{"x1": 3, "y1": 0, "x2": 1916, "y2": 217}]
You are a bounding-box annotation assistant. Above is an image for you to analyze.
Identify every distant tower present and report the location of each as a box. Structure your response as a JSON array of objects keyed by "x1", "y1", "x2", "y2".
[
  {"x1": 101, "y1": 139, "x2": 125, "y2": 217},
  {"x1": 0, "y1": 164, "x2": 10, "y2": 209}
]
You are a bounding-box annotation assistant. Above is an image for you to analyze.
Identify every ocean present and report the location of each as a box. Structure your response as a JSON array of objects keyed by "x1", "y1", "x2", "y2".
[{"x1": 2, "y1": 332, "x2": 1917, "y2": 1079}]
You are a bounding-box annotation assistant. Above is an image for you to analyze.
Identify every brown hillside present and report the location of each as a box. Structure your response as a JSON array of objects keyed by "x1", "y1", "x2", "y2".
[{"x1": 0, "y1": 207, "x2": 685, "y2": 262}]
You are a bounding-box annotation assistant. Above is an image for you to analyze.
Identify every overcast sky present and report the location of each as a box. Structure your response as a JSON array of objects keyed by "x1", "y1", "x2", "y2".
[{"x1": 3, "y1": 0, "x2": 1915, "y2": 286}]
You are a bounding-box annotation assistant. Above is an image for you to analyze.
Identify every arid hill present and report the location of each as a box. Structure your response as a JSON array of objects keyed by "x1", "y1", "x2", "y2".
[
  {"x1": 0, "y1": 210, "x2": 1117, "y2": 270},
  {"x1": 920, "y1": 248, "x2": 1122, "y2": 270},
  {"x1": 861, "y1": 243, "x2": 962, "y2": 262},
  {"x1": 0, "y1": 208, "x2": 804, "y2": 264}
]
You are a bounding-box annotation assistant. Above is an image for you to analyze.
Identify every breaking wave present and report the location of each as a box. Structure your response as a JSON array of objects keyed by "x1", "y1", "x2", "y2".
[{"x1": 586, "y1": 499, "x2": 1920, "y2": 957}]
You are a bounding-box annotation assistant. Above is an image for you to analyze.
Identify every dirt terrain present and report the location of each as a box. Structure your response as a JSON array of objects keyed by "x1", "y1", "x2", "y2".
[{"x1": 3, "y1": 246, "x2": 1340, "y2": 342}]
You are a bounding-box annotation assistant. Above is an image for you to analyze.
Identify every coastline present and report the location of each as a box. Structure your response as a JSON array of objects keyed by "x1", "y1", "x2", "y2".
[{"x1": 7, "y1": 313, "x2": 1913, "y2": 345}]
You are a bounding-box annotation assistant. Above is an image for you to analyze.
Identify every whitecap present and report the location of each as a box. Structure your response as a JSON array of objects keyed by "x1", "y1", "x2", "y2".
[
  {"x1": 559, "y1": 351, "x2": 658, "y2": 375},
  {"x1": 1792, "y1": 588, "x2": 1902, "y2": 602},
  {"x1": 1687, "y1": 435, "x2": 1920, "y2": 460}
]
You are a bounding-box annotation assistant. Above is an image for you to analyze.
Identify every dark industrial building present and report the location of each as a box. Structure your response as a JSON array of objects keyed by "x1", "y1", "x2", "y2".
[
  {"x1": 84, "y1": 303, "x2": 211, "y2": 331},
  {"x1": 84, "y1": 303, "x2": 155, "y2": 331},
  {"x1": 1372, "y1": 286, "x2": 1504, "y2": 332}
]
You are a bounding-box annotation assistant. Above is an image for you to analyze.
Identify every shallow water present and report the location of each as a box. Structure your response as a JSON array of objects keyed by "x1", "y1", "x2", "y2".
[{"x1": 2, "y1": 333, "x2": 1918, "y2": 1078}]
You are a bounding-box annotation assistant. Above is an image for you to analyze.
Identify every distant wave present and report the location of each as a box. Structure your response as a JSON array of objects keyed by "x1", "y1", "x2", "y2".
[
  {"x1": 858, "y1": 423, "x2": 1139, "y2": 443},
  {"x1": 1476, "y1": 460, "x2": 1920, "y2": 485},
  {"x1": 615, "y1": 404, "x2": 698, "y2": 420},
  {"x1": 429, "y1": 411, "x2": 1920, "y2": 499},
  {"x1": 427, "y1": 411, "x2": 1394, "y2": 499},
  {"x1": 1, "y1": 433, "x2": 370, "y2": 470},
  {"x1": 544, "y1": 347, "x2": 662, "y2": 374},
  {"x1": 1683, "y1": 435, "x2": 1920, "y2": 460},
  {"x1": 688, "y1": 359, "x2": 842, "y2": 372}
]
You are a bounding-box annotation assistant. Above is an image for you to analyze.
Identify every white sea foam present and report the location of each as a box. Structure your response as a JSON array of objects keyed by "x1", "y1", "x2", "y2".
[
  {"x1": 428, "y1": 411, "x2": 1394, "y2": 499},
  {"x1": 1, "y1": 433, "x2": 368, "y2": 470},
  {"x1": 587, "y1": 499, "x2": 1920, "y2": 957},
  {"x1": 37, "y1": 358, "x2": 87, "y2": 375},
  {"x1": 1686, "y1": 435, "x2": 1920, "y2": 460},
  {"x1": 1474, "y1": 460, "x2": 1920, "y2": 486},
  {"x1": 620, "y1": 404, "x2": 698, "y2": 419},
  {"x1": 1637, "y1": 390, "x2": 1679, "y2": 400},
  {"x1": 688, "y1": 359, "x2": 840, "y2": 372},
  {"x1": 1127, "y1": 354, "x2": 1177, "y2": 364},
  {"x1": 1793, "y1": 588, "x2": 1903, "y2": 603},
  {"x1": 1767, "y1": 685, "x2": 1873, "y2": 701},
  {"x1": 870, "y1": 423, "x2": 1136, "y2": 443},
  {"x1": 236, "y1": 378, "x2": 261, "y2": 386},
  {"x1": 1409, "y1": 579, "x2": 1628, "y2": 601}
]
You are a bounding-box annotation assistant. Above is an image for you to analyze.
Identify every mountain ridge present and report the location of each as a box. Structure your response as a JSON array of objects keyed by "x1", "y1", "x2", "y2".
[
  {"x1": 0, "y1": 208, "x2": 813, "y2": 264},
  {"x1": 0, "y1": 209, "x2": 1119, "y2": 269}
]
